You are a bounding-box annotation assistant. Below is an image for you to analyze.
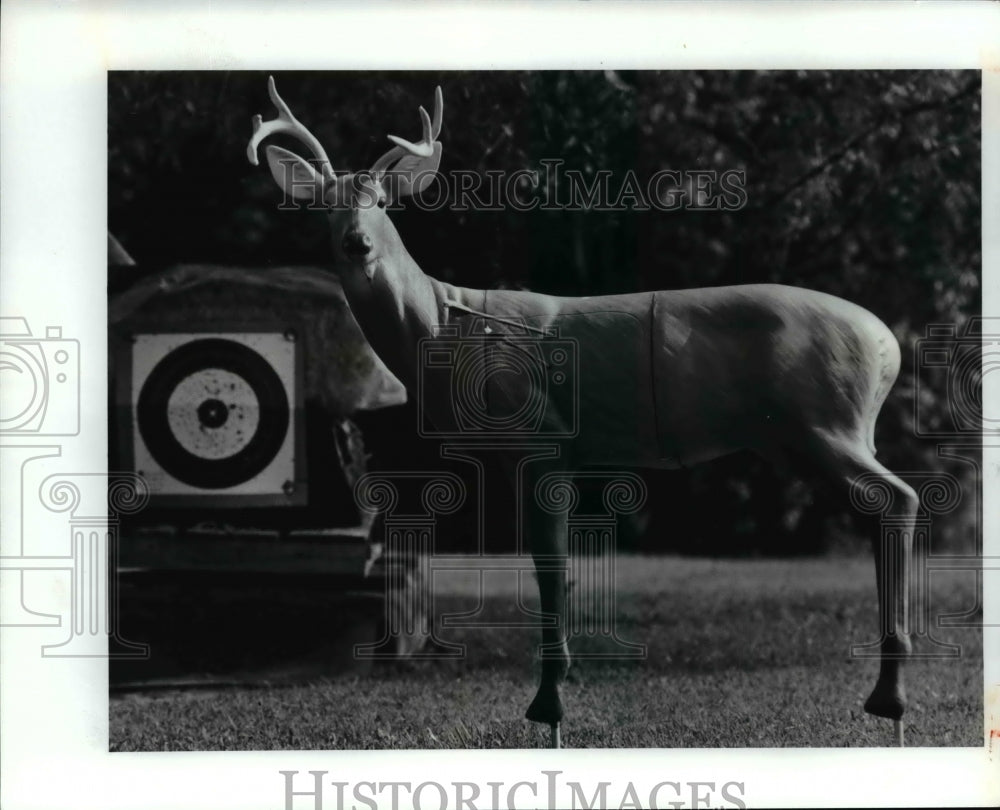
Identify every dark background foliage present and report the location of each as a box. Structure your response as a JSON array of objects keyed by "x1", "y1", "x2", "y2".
[{"x1": 109, "y1": 70, "x2": 981, "y2": 555}]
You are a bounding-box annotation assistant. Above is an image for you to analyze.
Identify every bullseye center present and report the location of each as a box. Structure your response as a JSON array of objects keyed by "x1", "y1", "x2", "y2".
[{"x1": 197, "y1": 398, "x2": 229, "y2": 428}]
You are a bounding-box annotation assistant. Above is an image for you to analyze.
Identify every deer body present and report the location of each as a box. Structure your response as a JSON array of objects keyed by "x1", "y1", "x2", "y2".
[
  {"x1": 343, "y1": 259, "x2": 899, "y2": 471},
  {"x1": 248, "y1": 78, "x2": 916, "y2": 745}
]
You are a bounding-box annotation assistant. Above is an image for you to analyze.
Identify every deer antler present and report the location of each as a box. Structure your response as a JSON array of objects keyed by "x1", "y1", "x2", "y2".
[
  {"x1": 370, "y1": 86, "x2": 444, "y2": 174},
  {"x1": 247, "y1": 76, "x2": 335, "y2": 182}
]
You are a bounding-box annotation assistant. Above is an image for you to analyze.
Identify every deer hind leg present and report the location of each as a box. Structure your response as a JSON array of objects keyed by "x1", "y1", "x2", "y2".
[
  {"x1": 794, "y1": 428, "x2": 916, "y2": 721},
  {"x1": 524, "y1": 505, "x2": 571, "y2": 728}
]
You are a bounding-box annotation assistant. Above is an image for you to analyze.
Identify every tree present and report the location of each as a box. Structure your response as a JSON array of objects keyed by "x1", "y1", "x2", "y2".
[{"x1": 109, "y1": 69, "x2": 981, "y2": 554}]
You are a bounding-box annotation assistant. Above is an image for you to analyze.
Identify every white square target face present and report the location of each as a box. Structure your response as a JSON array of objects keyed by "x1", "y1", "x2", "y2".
[{"x1": 126, "y1": 330, "x2": 305, "y2": 506}]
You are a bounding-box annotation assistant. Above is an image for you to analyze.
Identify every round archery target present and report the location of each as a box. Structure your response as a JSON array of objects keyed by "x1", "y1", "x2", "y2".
[{"x1": 136, "y1": 338, "x2": 290, "y2": 490}]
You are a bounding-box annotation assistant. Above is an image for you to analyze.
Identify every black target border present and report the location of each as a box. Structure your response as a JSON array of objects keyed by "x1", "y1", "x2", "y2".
[{"x1": 136, "y1": 337, "x2": 290, "y2": 490}]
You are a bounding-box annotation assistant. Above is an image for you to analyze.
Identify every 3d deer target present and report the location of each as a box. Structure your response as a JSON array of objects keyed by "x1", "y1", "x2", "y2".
[{"x1": 247, "y1": 76, "x2": 916, "y2": 748}]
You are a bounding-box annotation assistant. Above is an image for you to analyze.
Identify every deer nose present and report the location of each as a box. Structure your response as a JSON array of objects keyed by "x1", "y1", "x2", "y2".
[{"x1": 342, "y1": 229, "x2": 373, "y2": 258}]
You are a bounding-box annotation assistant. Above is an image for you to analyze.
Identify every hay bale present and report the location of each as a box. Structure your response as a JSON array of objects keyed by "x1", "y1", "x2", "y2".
[{"x1": 110, "y1": 264, "x2": 406, "y2": 416}]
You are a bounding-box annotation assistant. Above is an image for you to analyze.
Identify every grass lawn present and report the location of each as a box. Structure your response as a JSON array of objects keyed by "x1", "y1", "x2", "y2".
[{"x1": 110, "y1": 555, "x2": 982, "y2": 750}]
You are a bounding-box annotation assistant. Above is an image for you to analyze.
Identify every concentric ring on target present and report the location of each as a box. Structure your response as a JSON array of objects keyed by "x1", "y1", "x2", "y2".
[{"x1": 136, "y1": 338, "x2": 289, "y2": 489}]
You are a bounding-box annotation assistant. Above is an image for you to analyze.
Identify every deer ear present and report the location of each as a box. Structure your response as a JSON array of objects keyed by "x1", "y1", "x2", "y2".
[
  {"x1": 386, "y1": 142, "x2": 443, "y2": 200},
  {"x1": 264, "y1": 144, "x2": 325, "y2": 201}
]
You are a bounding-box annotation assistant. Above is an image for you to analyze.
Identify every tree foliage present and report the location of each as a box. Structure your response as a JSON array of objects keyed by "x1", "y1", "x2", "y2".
[{"x1": 109, "y1": 70, "x2": 980, "y2": 554}]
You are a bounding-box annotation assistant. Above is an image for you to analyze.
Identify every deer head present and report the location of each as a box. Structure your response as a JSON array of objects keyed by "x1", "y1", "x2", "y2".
[{"x1": 247, "y1": 76, "x2": 443, "y2": 283}]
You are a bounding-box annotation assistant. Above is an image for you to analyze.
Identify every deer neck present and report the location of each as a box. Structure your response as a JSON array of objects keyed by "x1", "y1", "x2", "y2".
[{"x1": 336, "y1": 241, "x2": 446, "y2": 391}]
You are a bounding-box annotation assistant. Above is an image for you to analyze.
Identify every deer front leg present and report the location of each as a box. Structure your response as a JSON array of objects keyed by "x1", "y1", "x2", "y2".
[{"x1": 524, "y1": 506, "x2": 571, "y2": 738}]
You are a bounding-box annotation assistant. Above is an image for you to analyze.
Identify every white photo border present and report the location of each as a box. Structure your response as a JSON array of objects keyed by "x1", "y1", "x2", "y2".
[{"x1": 1, "y1": 1, "x2": 998, "y2": 809}]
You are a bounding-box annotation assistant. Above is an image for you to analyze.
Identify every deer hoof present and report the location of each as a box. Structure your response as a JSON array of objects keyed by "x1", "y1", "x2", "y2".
[
  {"x1": 525, "y1": 686, "x2": 563, "y2": 726},
  {"x1": 864, "y1": 681, "x2": 906, "y2": 720}
]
